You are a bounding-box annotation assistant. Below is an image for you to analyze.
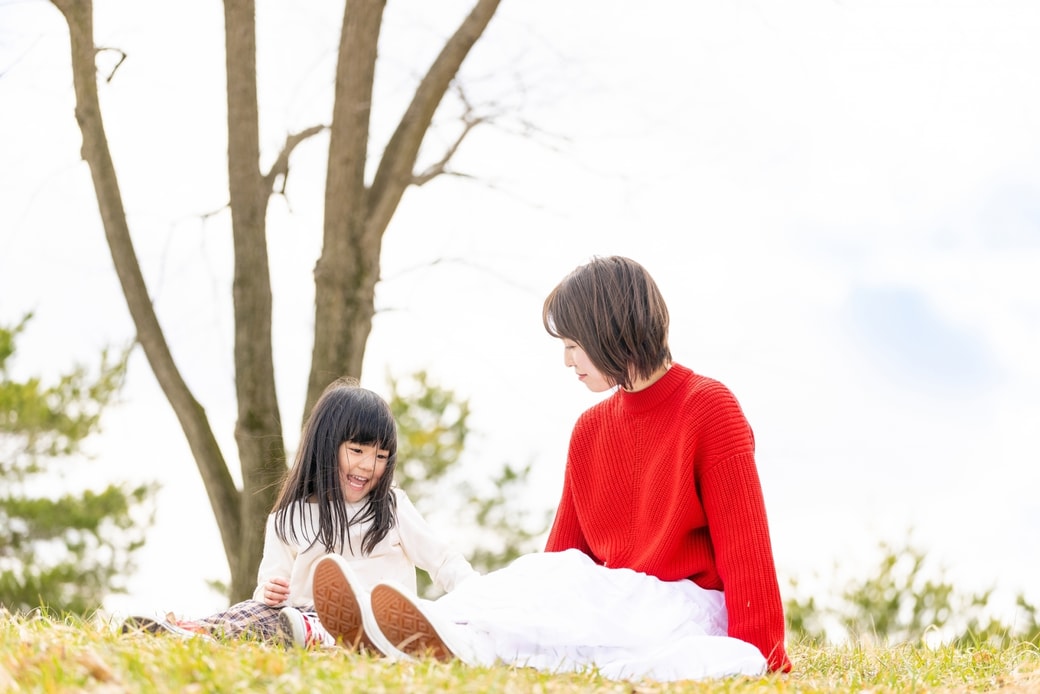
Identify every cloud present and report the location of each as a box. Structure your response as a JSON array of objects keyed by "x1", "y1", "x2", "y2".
[{"x1": 843, "y1": 285, "x2": 1001, "y2": 396}]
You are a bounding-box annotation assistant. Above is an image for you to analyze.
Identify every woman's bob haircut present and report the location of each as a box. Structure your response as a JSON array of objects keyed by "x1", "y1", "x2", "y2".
[{"x1": 542, "y1": 255, "x2": 671, "y2": 390}]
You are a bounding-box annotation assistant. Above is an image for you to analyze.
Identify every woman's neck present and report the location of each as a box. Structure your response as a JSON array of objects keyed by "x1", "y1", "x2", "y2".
[{"x1": 623, "y1": 362, "x2": 672, "y2": 392}]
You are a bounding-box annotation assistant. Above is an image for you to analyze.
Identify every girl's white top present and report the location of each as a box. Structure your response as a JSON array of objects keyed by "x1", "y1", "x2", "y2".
[{"x1": 251, "y1": 487, "x2": 477, "y2": 606}]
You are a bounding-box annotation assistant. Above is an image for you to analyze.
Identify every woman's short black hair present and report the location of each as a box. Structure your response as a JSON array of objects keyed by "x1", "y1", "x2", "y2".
[{"x1": 543, "y1": 255, "x2": 671, "y2": 390}]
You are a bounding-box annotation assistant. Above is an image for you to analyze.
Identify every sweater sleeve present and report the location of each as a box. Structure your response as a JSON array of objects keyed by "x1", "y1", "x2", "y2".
[
  {"x1": 394, "y1": 489, "x2": 478, "y2": 593},
  {"x1": 544, "y1": 467, "x2": 593, "y2": 555},
  {"x1": 252, "y1": 514, "x2": 295, "y2": 603},
  {"x1": 700, "y1": 453, "x2": 792, "y2": 672},
  {"x1": 545, "y1": 421, "x2": 594, "y2": 555}
]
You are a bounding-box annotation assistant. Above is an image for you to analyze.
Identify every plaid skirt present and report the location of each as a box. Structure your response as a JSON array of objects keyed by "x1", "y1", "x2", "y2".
[{"x1": 194, "y1": 600, "x2": 315, "y2": 645}]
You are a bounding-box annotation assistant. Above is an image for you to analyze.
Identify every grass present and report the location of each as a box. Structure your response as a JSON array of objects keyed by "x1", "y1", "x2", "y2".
[{"x1": 2, "y1": 613, "x2": 1038, "y2": 693}]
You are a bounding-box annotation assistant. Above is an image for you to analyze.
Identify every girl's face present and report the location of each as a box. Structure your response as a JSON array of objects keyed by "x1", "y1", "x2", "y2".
[
  {"x1": 562, "y1": 339, "x2": 613, "y2": 393},
  {"x1": 338, "y1": 440, "x2": 389, "y2": 503}
]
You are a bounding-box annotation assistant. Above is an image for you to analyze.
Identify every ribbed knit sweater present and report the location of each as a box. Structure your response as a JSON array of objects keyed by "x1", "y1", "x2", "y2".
[{"x1": 545, "y1": 363, "x2": 792, "y2": 672}]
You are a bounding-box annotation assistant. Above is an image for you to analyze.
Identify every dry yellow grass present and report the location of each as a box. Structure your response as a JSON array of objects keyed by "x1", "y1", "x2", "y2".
[{"x1": 2, "y1": 613, "x2": 1038, "y2": 693}]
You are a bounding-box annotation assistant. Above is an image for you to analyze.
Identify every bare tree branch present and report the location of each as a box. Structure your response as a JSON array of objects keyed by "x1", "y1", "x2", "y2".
[
  {"x1": 95, "y1": 46, "x2": 126, "y2": 83},
  {"x1": 411, "y1": 85, "x2": 487, "y2": 186},
  {"x1": 263, "y1": 124, "x2": 327, "y2": 195},
  {"x1": 366, "y1": 0, "x2": 502, "y2": 237}
]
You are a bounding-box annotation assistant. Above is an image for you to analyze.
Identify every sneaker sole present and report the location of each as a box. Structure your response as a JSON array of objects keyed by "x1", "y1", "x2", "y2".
[
  {"x1": 278, "y1": 608, "x2": 307, "y2": 648},
  {"x1": 370, "y1": 584, "x2": 454, "y2": 662},
  {"x1": 120, "y1": 616, "x2": 165, "y2": 634},
  {"x1": 312, "y1": 558, "x2": 383, "y2": 655},
  {"x1": 120, "y1": 615, "x2": 211, "y2": 639}
]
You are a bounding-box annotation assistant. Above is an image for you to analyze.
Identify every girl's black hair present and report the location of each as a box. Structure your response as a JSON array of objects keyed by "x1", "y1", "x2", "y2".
[{"x1": 271, "y1": 378, "x2": 398, "y2": 555}]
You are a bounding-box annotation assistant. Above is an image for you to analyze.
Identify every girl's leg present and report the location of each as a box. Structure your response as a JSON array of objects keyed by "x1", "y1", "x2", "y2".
[{"x1": 193, "y1": 600, "x2": 288, "y2": 645}]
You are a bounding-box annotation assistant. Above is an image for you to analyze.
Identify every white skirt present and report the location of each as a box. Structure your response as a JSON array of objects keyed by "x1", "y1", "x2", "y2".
[{"x1": 423, "y1": 549, "x2": 767, "y2": 682}]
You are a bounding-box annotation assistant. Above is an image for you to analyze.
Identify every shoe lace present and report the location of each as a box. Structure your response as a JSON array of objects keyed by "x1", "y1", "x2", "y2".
[
  {"x1": 302, "y1": 614, "x2": 319, "y2": 646},
  {"x1": 166, "y1": 612, "x2": 209, "y2": 634}
]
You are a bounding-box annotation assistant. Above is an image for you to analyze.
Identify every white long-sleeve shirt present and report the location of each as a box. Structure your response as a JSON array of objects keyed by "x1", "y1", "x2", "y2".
[{"x1": 251, "y1": 487, "x2": 477, "y2": 607}]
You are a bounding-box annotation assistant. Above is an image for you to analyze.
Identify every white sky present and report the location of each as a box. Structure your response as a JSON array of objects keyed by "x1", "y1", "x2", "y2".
[{"x1": 2, "y1": 0, "x2": 1038, "y2": 626}]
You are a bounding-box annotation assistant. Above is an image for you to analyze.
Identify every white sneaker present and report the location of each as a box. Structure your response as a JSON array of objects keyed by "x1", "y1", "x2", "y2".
[
  {"x1": 120, "y1": 614, "x2": 213, "y2": 640},
  {"x1": 369, "y1": 581, "x2": 474, "y2": 663},
  {"x1": 279, "y1": 606, "x2": 336, "y2": 648},
  {"x1": 312, "y1": 554, "x2": 403, "y2": 658}
]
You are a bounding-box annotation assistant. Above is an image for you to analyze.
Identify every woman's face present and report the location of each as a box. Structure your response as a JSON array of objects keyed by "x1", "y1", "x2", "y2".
[
  {"x1": 562, "y1": 339, "x2": 613, "y2": 393},
  {"x1": 337, "y1": 440, "x2": 389, "y2": 503}
]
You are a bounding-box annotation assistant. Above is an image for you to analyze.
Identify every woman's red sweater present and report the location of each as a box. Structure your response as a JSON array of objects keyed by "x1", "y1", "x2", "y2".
[{"x1": 545, "y1": 363, "x2": 792, "y2": 672}]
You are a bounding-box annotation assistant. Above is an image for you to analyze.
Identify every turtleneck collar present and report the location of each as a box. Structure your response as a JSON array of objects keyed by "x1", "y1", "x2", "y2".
[{"x1": 617, "y1": 363, "x2": 691, "y2": 414}]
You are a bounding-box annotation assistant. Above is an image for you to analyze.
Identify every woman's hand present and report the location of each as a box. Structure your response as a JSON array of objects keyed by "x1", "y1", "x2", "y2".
[{"x1": 261, "y1": 577, "x2": 290, "y2": 606}]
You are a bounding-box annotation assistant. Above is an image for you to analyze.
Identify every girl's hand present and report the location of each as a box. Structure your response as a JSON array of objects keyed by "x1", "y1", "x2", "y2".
[{"x1": 262, "y1": 577, "x2": 290, "y2": 606}]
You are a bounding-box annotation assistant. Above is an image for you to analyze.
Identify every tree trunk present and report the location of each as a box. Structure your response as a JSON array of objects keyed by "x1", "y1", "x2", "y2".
[
  {"x1": 305, "y1": 0, "x2": 502, "y2": 415},
  {"x1": 51, "y1": 0, "x2": 502, "y2": 605},
  {"x1": 223, "y1": 0, "x2": 286, "y2": 602},
  {"x1": 50, "y1": 0, "x2": 243, "y2": 589},
  {"x1": 306, "y1": 0, "x2": 385, "y2": 409}
]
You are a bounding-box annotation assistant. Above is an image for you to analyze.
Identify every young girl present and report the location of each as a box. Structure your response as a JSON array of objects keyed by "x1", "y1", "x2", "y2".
[
  {"x1": 125, "y1": 378, "x2": 476, "y2": 650},
  {"x1": 317, "y1": 256, "x2": 792, "y2": 680}
]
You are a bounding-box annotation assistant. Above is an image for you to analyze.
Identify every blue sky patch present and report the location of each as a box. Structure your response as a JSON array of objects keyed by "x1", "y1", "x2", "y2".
[{"x1": 844, "y1": 285, "x2": 1000, "y2": 395}]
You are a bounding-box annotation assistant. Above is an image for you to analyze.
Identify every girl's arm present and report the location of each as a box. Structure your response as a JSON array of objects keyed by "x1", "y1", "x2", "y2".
[
  {"x1": 393, "y1": 489, "x2": 478, "y2": 592},
  {"x1": 251, "y1": 513, "x2": 296, "y2": 604}
]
